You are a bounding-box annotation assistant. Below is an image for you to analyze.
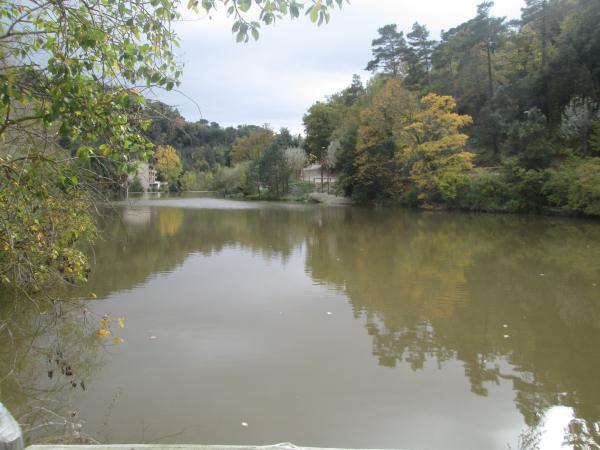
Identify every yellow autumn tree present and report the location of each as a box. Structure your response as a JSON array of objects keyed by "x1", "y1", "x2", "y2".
[
  {"x1": 155, "y1": 145, "x2": 183, "y2": 185},
  {"x1": 402, "y1": 94, "x2": 474, "y2": 202}
]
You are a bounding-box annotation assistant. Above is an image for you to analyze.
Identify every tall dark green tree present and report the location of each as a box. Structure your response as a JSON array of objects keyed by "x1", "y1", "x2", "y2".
[
  {"x1": 405, "y1": 22, "x2": 437, "y2": 91},
  {"x1": 365, "y1": 24, "x2": 408, "y2": 77}
]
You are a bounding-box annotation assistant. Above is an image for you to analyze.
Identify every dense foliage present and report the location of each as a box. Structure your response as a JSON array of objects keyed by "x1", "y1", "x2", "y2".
[{"x1": 303, "y1": 0, "x2": 600, "y2": 215}]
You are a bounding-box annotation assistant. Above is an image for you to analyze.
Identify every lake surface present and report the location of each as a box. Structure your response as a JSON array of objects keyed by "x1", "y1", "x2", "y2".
[{"x1": 2, "y1": 196, "x2": 600, "y2": 449}]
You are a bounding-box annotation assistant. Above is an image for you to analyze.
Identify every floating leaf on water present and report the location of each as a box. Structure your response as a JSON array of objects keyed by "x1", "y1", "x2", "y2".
[
  {"x1": 113, "y1": 336, "x2": 125, "y2": 345},
  {"x1": 117, "y1": 317, "x2": 125, "y2": 328},
  {"x1": 98, "y1": 318, "x2": 109, "y2": 329},
  {"x1": 97, "y1": 328, "x2": 111, "y2": 338},
  {"x1": 90, "y1": 292, "x2": 97, "y2": 299}
]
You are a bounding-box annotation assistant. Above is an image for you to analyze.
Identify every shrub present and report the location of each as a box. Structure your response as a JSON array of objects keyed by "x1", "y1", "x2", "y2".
[
  {"x1": 213, "y1": 163, "x2": 250, "y2": 195},
  {"x1": 129, "y1": 176, "x2": 144, "y2": 193},
  {"x1": 544, "y1": 158, "x2": 600, "y2": 216},
  {"x1": 459, "y1": 162, "x2": 548, "y2": 213},
  {"x1": 458, "y1": 169, "x2": 514, "y2": 212}
]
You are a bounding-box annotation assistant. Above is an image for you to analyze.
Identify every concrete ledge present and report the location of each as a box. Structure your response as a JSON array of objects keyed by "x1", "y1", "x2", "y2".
[{"x1": 27, "y1": 445, "x2": 396, "y2": 450}]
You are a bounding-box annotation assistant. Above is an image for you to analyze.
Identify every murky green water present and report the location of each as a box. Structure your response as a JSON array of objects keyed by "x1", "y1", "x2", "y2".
[{"x1": 2, "y1": 196, "x2": 600, "y2": 449}]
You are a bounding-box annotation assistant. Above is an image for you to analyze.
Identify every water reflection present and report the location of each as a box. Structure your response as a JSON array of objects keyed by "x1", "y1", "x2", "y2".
[
  {"x1": 0, "y1": 296, "x2": 105, "y2": 443},
  {"x1": 2, "y1": 199, "x2": 600, "y2": 448}
]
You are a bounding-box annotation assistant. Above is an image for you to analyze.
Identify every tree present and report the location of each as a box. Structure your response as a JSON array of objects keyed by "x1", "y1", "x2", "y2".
[
  {"x1": 591, "y1": 119, "x2": 600, "y2": 153},
  {"x1": 230, "y1": 128, "x2": 274, "y2": 163},
  {"x1": 180, "y1": 171, "x2": 199, "y2": 191},
  {"x1": 404, "y1": 94, "x2": 474, "y2": 202},
  {"x1": 405, "y1": 22, "x2": 437, "y2": 91},
  {"x1": 343, "y1": 75, "x2": 365, "y2": 106},
  {"x1": 472, "y1": 2, "x2": 508, "y2": 100},
  {"x1": 258, "y1": 143, "x2": 289, "y2": 197},
  {"x1": 155, "y1": 145, "x2": 183, "y2": 185},
  {"x1": 285, "y1": 147, "x2": 307, "y2": 179},
  {"x1": 504, "y1": 108, "x2": 555, "y2": 169},
  {"x1": 303, "y1": 101, "x2": 339, "y2": 162},
  {"x1": 365, "y1": 24, "x2": 408, "y2": 77},
  {"x1": 354, "y1": 79, "x2": 418, "y2": 201},
  {"x1": 521, "y1": 0, "x2": 550, "y2": 68},
  {"x1": 560, "y1": 97, "x2": 600, "y2": 155},
  {"x1": 325, "y1": 140, "x2": 341, "y2": 170}
]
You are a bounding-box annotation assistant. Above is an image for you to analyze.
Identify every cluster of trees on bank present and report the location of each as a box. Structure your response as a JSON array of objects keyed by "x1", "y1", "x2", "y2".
[
  {"x1": 303, "y1": 0, "x2": 600, "y2": 215},
  {"x1": 133, "y1": 102, "x2": 315, "y2": 199}
]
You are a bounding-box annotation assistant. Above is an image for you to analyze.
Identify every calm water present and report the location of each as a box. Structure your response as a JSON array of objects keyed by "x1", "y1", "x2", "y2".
[{"x1": 2, "y1": 196, "x2": 600, "y2": 449}]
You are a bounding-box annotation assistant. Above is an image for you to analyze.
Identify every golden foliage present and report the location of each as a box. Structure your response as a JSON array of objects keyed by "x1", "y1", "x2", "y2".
[
  {"x1": 154, "y1": 145, "x2": 183, "y2": 184},
  {"x1": 405, "y1": 94, "x2": 474, "y2": 201}
]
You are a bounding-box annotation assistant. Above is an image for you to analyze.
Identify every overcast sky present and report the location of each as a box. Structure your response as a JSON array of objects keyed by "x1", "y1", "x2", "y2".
[{"x1": 154, "y1": 0, "x2": 525, "y2": 134}]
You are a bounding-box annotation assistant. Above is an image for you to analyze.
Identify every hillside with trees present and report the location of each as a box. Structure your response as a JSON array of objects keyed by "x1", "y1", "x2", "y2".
[{"x1": 303, "y1": 0, "x2": 600, "y2": 215}]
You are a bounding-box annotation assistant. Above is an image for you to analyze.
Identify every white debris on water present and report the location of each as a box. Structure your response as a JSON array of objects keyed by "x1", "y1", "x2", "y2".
[
  {"x1": 327, "y1": 312, "x2": 332, "y2": 316},
  {"x1": 241, "y1": 422, "x2": 249, "y2": 427},
  {"x1": 149, "y1": 335, "x2": 157, "y2": 340},
  {"x1": 504, "y1": 334, "x2": 510, "y2": 338}
]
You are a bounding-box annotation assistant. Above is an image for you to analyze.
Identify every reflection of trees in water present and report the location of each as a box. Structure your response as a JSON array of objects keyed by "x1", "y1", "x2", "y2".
[
  {"x1": 4, "y1": 205, "x2": 600, "y2": 446},
  {"x1": 0, "y1": 295, "x2": 105, "y2": 444},
  {"x1": 91, "y1": 206, "x2": 600, "y2": 444},
  {"x1": 305, "y1": 210, "x2": 600, "y2": 447}
]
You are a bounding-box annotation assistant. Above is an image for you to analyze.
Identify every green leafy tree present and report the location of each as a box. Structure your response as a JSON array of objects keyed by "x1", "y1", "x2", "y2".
[
  {"x1": 303, "y1": 101, "x2": 339, "y2": 161},
  {"x1": 230, "y1": 128, "x2": 274, "y2": 163},
  {"x1": 180, "y1": 171, "x2": 199, "y2": 191},
  {"x1": 258, "y1": 143, "x2": 289, "y2": 197},
  {"x1": 506, "y1": 108, "x2": 555, "y2": 169}
]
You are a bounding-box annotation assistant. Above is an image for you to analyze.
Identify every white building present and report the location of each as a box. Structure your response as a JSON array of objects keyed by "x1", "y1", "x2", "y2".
[
  {"x1": 130, "y1": 162, "x2": 167, "y2": 191},
  {"x1": 302, "y1": 164, "x2": 336, "y2": 184}
]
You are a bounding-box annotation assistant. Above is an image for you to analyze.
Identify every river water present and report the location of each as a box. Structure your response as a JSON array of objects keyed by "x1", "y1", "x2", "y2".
[{"x1": 1, "y1": 195, "x2": 600, "y2": 449}]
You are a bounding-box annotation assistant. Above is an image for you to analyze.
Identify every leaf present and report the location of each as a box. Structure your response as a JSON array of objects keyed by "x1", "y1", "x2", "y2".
[
  {"x1": 308, "y1": 6, "x2": 319, "y2": 23},
  {"x1": 117, "y1": 317, "x2": 125, "y2": 328},
  {"x1": 113, "y1": 336, "x2": 125, "y2": 345},
  {"x1": 97, "y1": 328, "x2": 111, "y2": 338}
]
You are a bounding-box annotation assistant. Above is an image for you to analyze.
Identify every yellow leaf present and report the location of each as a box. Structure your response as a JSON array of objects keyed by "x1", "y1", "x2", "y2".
[
  {"x1": 113, "y1": 336, "x2": 124, "y2": 345},
  {"x1": 98, "y1": 318, "x2": 109, "y2": 329},
  {"x1": 117, "y1": 317, "x2": 125, "y2": 328},
  {"x1": 90, "y1": 292, "x2": 97, "y2": 299},
  {"x1": 97, "y1": 328, "x2": 111, "y2": 338}
]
